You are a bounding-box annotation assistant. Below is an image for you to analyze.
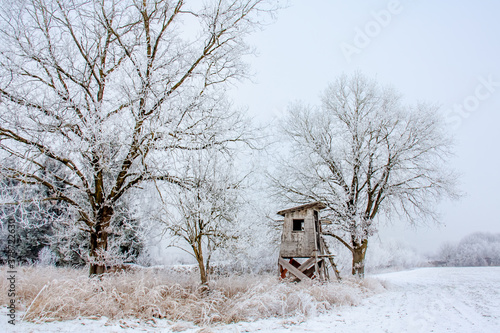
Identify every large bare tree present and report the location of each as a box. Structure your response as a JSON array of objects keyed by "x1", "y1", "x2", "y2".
[
  {"x1": 0, "y1": 0, "x2": 275, "y2": 275},
  {"x1": 272, "y1": 73, "x2": 458, "y2": 277}
]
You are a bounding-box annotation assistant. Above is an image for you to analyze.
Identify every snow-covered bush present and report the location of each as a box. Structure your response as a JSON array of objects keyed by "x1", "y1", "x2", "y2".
[
  {"x1": 0, "y1": 168, "x2": 67, "y2": 264},
  {"x1": 365, "y1": 238, "x2": 426, "y2": 272},
  {"x1": 37, "y1": 247, "x2": 57, "y2": 267},
  {"x1": 436, "y1": 232, "x2": 500, "y2": 266}
]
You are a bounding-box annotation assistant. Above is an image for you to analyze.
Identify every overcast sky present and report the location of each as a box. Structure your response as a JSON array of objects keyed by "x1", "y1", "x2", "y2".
[{"x1": 230, "y1": 0, "x2": 500, "y2": 252}]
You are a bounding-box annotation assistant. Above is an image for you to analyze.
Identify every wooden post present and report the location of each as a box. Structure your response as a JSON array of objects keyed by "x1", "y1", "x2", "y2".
[{"x1": 313, "y1": 250, "x2": 320, "y2": 281}]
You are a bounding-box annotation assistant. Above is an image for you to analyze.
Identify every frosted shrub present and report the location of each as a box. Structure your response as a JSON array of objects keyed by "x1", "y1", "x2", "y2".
[
  {"x1": 0, "y1": 266, "x2": 386, "y2": 325},
  {"x1": 37, "y1": 247, "x2": 57, "y2": 267},
  {"x1": 365, "y1": 238, "x2": 426, "y2": 272},
  {"x1": 435, "y1": 232, "x2": 500, "y2": 266}
]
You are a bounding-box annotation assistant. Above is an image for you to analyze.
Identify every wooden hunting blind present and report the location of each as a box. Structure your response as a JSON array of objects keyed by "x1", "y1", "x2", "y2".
[{"x1": 277, "y1": 202, "x2": 331, "y2": 282}]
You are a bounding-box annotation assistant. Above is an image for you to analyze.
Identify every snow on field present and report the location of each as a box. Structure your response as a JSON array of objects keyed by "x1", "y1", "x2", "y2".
[
  {"x1": 220, "y1": 267, "x2": 500, "y2": 333},
  {"x1": 3, "y1": 267, "x2": 499, "y2": 332}
]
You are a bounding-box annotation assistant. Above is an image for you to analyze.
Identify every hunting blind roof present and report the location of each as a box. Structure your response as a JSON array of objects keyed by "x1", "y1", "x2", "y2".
[{"x1": 277, "y1": 202, "x2": 326, "y2": 216}]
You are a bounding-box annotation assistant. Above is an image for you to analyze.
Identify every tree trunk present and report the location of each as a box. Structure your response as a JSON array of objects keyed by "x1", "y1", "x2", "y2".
[
  {"x1": 352, "y1": 239, "x2": 368, "y2": 277},
  {"x1": 197, "y1": 257, "x2": 208, "y2": 286},
  {"x1": 89, "y1": 205, "x2": 113, "y2": 276},
  {"x1": 193, "y1": 241, "x2": 208, "y2": 286}
]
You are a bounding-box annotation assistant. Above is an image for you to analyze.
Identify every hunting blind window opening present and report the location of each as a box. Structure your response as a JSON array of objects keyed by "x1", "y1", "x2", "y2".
[{"x1": 292, "y1": 219, "x2": 304, "y2": 231}]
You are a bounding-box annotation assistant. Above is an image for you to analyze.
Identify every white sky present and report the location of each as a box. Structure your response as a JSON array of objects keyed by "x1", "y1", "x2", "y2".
[{"x1": 230, "y1": 0, "x2": 500, "y2": 253}]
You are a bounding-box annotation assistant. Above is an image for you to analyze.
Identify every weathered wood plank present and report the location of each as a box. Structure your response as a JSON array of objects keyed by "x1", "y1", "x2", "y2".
[
  {"x1": 278, "y1": 257, "x2": 309, "y2": 281},
  {"x1": 298, "y1": 257, "x2": 316, "y2": 272}
]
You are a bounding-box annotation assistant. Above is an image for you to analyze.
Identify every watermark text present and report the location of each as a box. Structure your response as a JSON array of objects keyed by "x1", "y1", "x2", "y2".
[
  {"x1": 444, "y1": 75, "x2": 499, "y2": 129},
  {"x1": 340, "y1": 0, "x2": 404, "y2": 63},
  {"x1": 6, "y1": 218, "x2": 17, "y2": 325}
]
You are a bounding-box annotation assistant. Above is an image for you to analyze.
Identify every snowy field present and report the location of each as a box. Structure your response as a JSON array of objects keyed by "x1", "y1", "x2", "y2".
[{"x1": 2, "y1": 267, "x2": 499, "y2": 333}]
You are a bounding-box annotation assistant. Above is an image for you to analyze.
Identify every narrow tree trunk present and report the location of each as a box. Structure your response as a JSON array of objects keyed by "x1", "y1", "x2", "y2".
[
  {"x1": 197, "y1": 257, "x2": 208, "y2": 285},
  {"x1": 193, "y1": 241, "x2": 208, "y2": 286},
  {"x1": 352, "y1": 239, "x2": 368, "y2": 278},
  {"x1": 89, "y1": 206, "x2": 113, "y2": 276}
]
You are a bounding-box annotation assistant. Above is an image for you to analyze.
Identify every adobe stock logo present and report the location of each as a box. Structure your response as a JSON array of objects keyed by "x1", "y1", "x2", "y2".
[
  {"x1": 444, "y1": 75, "x2": 499, "y2": 130},
  {"x1": 340, "y1": 0, "x2": 404, "y2": 63}
]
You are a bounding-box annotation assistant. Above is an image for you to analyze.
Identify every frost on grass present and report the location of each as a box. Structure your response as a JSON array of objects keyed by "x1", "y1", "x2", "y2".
[{"x1": 0, "y1": 266, "x2": 385, "y2": 325}]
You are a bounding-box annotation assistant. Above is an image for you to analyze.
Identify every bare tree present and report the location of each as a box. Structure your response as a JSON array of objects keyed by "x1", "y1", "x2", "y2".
[
  {"x1": 158, "y1": 149, "x2": 242, "y2": 285},
  {"x1": 0, "y1": 0, "x2": 275, "y2": 275},
  {"x1": 272, "y1": 73, "x2": 458, "y2": 277}
]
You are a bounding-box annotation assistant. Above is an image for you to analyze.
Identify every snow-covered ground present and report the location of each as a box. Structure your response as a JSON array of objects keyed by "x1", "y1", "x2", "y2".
[{"x1": 3, "y1": 267, "x2": 499, "y2": 332}]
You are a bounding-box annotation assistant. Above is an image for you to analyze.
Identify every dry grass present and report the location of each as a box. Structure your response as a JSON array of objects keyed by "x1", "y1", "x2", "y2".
[{"x1": 1, "y1": 265, "x2": 385, "y2": 325}]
